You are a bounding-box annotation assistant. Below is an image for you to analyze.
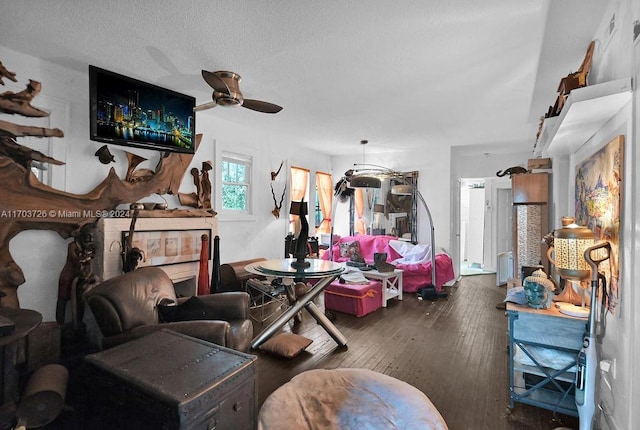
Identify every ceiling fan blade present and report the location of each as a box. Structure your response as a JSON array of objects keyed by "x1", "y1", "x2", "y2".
[
  {"x1": 193, "y1": 101, "x2": 217, "y2": 112},
  {"x1": 242, "y1": 99, "x2": 283, "y2": 114},
  {"x1": 201, "y1": 70, "x2": 230, "y2": 94}
]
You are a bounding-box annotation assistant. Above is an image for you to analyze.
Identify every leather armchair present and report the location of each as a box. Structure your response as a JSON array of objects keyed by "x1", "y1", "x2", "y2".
[{"x1": 84, "y1": 267, "x2": 253, "y2": 351}]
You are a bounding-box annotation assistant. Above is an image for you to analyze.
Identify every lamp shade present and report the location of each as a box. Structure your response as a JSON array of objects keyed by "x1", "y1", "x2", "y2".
[
  {"x1": 349, "y1": 176, "x2": 381, "y2": 189},
  {"x1": 289, "y1": 200, "x2": 308, "y2": 216},
  {"x1": 391, "y1": 184, "x2": 412, "y2": 195},
  {"x1": 552, "y1": 217, "x2": 594, "y2": 280}
]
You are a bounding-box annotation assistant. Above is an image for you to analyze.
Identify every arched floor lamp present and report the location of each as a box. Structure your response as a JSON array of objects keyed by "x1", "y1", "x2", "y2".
[{"x1": 329, "y1": 164, "x2": 437, "y2": 288}]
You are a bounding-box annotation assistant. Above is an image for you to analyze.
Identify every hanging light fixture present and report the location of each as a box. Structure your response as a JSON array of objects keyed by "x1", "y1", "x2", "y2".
[
  {"x1": 391, "y1": 184, "x2": 412, "y2": 195},
  {"x1": 348, "y1": 140, "x2": 381, "y2": 189}
]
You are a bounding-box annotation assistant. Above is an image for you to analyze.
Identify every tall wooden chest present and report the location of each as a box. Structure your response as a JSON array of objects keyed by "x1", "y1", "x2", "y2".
[{"x1": 83, "y1": 329, "x2": 257, "y2": 430}]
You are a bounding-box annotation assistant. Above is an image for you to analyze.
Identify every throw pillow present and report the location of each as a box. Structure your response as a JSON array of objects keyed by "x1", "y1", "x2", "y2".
[
  {"x1": 259, "y1": 333, "x2": 312, "y2": 358},
  {"x1": 339, "y1": 241, "x2": 360, "y2": 259},
  {"x1": 157, "y1": 296, "x2": 208, "y2": 322}
]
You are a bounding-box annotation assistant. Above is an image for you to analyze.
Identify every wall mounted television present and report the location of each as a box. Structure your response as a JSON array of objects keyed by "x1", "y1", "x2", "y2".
[{"x1": 89, "y1": 65, "x2": 196, "y2": 154}]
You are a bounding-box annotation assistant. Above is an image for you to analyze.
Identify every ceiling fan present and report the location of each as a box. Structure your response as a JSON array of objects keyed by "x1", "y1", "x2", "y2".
[{"x1": 194, "y1": 70, "x2": 283, "y2": 114}]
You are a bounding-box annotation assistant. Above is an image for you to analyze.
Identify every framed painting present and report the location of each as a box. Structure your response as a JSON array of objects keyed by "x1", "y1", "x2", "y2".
[
  {"x1": 121, "y1": 229, "x2": 212, "y2": 267},
  {"x1": 575, "y1": 135, "x2": 623, "y2": 313}
]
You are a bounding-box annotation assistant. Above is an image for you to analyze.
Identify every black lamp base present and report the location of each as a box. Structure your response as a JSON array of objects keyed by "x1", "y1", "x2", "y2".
[{"x1": 291, "y1": 258, "x2": 311, "y2": 269}]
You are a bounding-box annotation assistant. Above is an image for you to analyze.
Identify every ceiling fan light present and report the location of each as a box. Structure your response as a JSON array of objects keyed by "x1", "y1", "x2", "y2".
[
  {"x1": 349, "y1": 176, "x2": 381, "y2": 189},
  {"x1": 214, "y1": 90, "x2": 243, "y2": 106}
]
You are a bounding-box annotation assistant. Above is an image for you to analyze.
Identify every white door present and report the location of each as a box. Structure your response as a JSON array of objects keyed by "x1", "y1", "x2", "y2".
[
  {"x1": 496, "y1": 187, "x2": 513, "y2": 254},
  {"x1": 466, "y1": 187, "x2": 485, "y2": 266}
]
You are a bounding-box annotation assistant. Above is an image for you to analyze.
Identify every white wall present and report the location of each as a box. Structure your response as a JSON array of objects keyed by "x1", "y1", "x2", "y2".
[
  {"x1": 544, "y1": 1, "x2": 638, "y2": 427},
  {"x1": 0, "y1": 45, "x2": 331, "y2": 321}
]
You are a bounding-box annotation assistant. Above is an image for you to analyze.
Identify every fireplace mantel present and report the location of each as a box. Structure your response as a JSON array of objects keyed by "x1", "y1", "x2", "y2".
[{"x1": 94, "y1": 215, "x2": 218, "y2": 286}]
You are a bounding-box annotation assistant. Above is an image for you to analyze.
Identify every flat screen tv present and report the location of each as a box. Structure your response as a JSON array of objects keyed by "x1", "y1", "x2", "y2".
[{"x1": 89, "y1": 65, "x2": 196, "y2": 154}]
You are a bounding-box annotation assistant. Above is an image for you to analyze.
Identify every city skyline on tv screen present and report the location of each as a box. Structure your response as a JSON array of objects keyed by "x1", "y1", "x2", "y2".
[{"x1": 91, "y1": 66, "x2": 195, "y2": 153}]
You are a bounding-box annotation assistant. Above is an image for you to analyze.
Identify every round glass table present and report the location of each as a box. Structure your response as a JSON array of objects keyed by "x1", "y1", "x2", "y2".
[{"x1": 246, "y1": 259, "x2": 346, "y2": 350}]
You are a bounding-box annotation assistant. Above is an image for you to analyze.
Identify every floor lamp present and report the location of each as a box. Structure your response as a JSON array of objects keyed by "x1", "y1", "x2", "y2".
[{"x1": 330, "y1": 165, "x2": 438, "y2": 288}]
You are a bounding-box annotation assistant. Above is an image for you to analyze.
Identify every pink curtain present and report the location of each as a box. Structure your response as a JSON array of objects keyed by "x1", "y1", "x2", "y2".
[
  {"x1": 316, "y1": 171, "x2": 332, "y2": 234},
  {"x1": 354, "y1": 188, "x2": 365, "y2": 235}
]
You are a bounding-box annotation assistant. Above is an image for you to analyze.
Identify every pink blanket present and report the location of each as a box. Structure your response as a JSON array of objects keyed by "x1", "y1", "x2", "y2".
[{"x1": 323, "y1": 235, "x2": 455, "y2": 292}]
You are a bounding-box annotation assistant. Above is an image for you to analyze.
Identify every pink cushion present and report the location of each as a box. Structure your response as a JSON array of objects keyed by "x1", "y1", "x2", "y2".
[
  {"x1": 324, "y1": 235, "x2": 402, "y2": 263},
  {"x1": 324, "y1": 235, "x2": 455, "y2": 292}
]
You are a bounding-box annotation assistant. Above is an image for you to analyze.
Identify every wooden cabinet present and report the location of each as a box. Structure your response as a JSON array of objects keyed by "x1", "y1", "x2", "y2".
[
  {"x1": 507, "y1": 303, "x2": 584, "y2": 416},
  {"x1": 512, "y1": 173, "x2": 549, "y2": 278},
  {"x1": 512, "y1": 173, "x2": 548, "y2": 204}
]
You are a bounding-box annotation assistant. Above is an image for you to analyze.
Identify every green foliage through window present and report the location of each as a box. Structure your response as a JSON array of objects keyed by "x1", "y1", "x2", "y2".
[{"x1": 222, "y1": 155, "x2": 251, "y2": 212}]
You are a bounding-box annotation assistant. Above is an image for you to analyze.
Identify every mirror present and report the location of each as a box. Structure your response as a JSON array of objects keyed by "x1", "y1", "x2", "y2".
[{"x1": 349, "y1": 171, "x2": 418, "y2": 242}]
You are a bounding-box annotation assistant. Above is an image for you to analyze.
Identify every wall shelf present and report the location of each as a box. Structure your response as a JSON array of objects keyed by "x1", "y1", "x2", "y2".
[{"x1": 534, "y1": 78, "x2": 632, "y2": 157}]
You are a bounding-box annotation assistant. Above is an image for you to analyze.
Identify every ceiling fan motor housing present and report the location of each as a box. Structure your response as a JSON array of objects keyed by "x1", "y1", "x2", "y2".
[{"x1": 214, "y1": 71, "x2": 244, "y2": 106}]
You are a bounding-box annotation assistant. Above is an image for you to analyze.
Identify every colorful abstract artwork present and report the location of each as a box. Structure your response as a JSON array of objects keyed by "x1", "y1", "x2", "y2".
[{"x1": 575, "y1": 135, "x2": 624, "y2": 313}]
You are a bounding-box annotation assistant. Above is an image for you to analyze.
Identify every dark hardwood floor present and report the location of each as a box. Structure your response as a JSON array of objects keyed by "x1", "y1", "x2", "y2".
[{"x1": 252, "y1": 274, "x2": 579, "y2": 430}]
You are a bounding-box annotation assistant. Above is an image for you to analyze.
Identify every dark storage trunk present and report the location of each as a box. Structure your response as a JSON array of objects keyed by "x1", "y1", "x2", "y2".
[{"x1": 83, "y1": 329, "x2": 257, "y2": 430}]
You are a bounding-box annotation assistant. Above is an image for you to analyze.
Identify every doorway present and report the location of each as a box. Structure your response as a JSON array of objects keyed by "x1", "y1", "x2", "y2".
[
  {"x1": 460, "y1": 179, "x2": 488, "y2": 275},
  {"x1": 459, "y1": 177, "x2": 512, "y2": 276}
]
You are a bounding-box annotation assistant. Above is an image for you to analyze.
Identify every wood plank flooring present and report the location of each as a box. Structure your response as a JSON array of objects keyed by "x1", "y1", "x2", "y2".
[{"x1": 252, "y1": 274, "x2": 579, "y2": 430}]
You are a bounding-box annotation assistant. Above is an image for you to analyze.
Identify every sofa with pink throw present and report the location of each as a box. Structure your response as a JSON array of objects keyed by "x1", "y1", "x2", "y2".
[{"x1": 323, "y1": 235, "x2": 455, "y2": 292}]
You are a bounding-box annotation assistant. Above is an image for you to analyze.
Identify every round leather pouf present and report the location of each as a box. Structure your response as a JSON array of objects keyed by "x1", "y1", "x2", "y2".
[{"x1": 258, "y1": 368, "x2": 448, "y2": 430}]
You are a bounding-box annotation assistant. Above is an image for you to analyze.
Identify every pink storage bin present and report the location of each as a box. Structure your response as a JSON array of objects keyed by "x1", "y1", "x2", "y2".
[{"x1": 324, "y1": 279, "x2": 383, "y2": 317}]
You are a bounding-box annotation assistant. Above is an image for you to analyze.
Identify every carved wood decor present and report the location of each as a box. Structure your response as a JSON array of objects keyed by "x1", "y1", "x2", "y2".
[{"x1": 0, "y1": 59, "x2": 202, "y2": 308}]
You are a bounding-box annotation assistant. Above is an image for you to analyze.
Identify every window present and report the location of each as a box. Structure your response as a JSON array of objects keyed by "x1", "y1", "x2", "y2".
[{"x1": 221, "y1": 152, "x2": 252, "y2": 213}]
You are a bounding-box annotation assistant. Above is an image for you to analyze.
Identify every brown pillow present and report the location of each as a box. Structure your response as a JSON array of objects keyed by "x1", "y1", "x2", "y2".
[{"x1": 259, "y1": 333, "x2": 312, "y2": 358}]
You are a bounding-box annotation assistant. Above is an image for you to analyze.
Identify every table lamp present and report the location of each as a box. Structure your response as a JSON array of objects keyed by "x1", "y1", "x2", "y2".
[
  {"x1": 290, "y1": 199, "x2": 310, "y2": 269},
  {"x1": 547, "y1": 217, "x2": 594, "y2": 318}
]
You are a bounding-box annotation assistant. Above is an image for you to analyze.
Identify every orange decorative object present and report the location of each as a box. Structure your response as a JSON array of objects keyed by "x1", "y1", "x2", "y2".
[{"x1": 197, "y1": 234, "x2": 210, "y2": 295}]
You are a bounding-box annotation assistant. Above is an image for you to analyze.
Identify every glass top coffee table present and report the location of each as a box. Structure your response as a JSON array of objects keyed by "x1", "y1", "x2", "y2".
[{"x1": 246, "y1": 259, "x2": 346, "y2": 350}]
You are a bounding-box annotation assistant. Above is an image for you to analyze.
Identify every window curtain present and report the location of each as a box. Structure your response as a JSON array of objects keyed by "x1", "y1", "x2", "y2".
[
  {"x1": 316, "y1": 171, "x2": 332, "y2": 234},
  {"x1": 290, "y1": 166, "x2": 309, "y2": 233},
  {"x1": 354, "y1": 188, "x2": 365, "y2": 235}
]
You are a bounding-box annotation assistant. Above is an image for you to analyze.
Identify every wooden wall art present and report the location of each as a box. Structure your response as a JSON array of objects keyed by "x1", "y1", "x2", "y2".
[{"x1": 0, "y1": 58, "x2": 202, "y2": 308}]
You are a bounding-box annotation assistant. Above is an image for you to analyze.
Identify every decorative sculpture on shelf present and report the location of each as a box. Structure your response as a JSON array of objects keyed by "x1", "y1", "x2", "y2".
[{"x1": 178, "y1": 160, "x2": 212, "y2": 209}]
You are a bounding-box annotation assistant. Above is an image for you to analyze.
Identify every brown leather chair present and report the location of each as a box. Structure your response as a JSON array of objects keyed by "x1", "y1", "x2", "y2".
[{"x1": 84, "y1": 267, "x2": 253, "y2": 351}]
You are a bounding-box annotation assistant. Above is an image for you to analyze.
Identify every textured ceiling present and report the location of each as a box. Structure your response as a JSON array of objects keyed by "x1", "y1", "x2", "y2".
[{"x1": 0, "y1": 0, "x2": 606, "y2": 156}]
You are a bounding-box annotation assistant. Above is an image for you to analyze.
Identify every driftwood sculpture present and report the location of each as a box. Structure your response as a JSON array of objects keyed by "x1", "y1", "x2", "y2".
[
  {"x1": 0, "y1": 59, "x2": 202, "y2": 308},
  {"x1": 178, "y1": 160, "x2": 212, "y2": 209}
]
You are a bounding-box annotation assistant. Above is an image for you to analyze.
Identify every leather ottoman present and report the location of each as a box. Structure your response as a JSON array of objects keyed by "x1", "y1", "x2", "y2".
[
  {"x1": 324, "y1": 279, "x2": 382, "y2": 317},
  {"x1": 258, "y1": 368, "x2": 449, "y2": 429},
  {"x1": 83, "y1": 329, "x2": 257, "y2": 430}
]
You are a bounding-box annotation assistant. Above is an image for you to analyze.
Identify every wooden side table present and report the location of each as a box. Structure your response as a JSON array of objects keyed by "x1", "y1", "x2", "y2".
[
  {"x1": 506, "y1": 303, "x2": 585, "y2": 416},
  {"x1": 360, "y1": 269, "x2": 403, "y2": 307}
]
